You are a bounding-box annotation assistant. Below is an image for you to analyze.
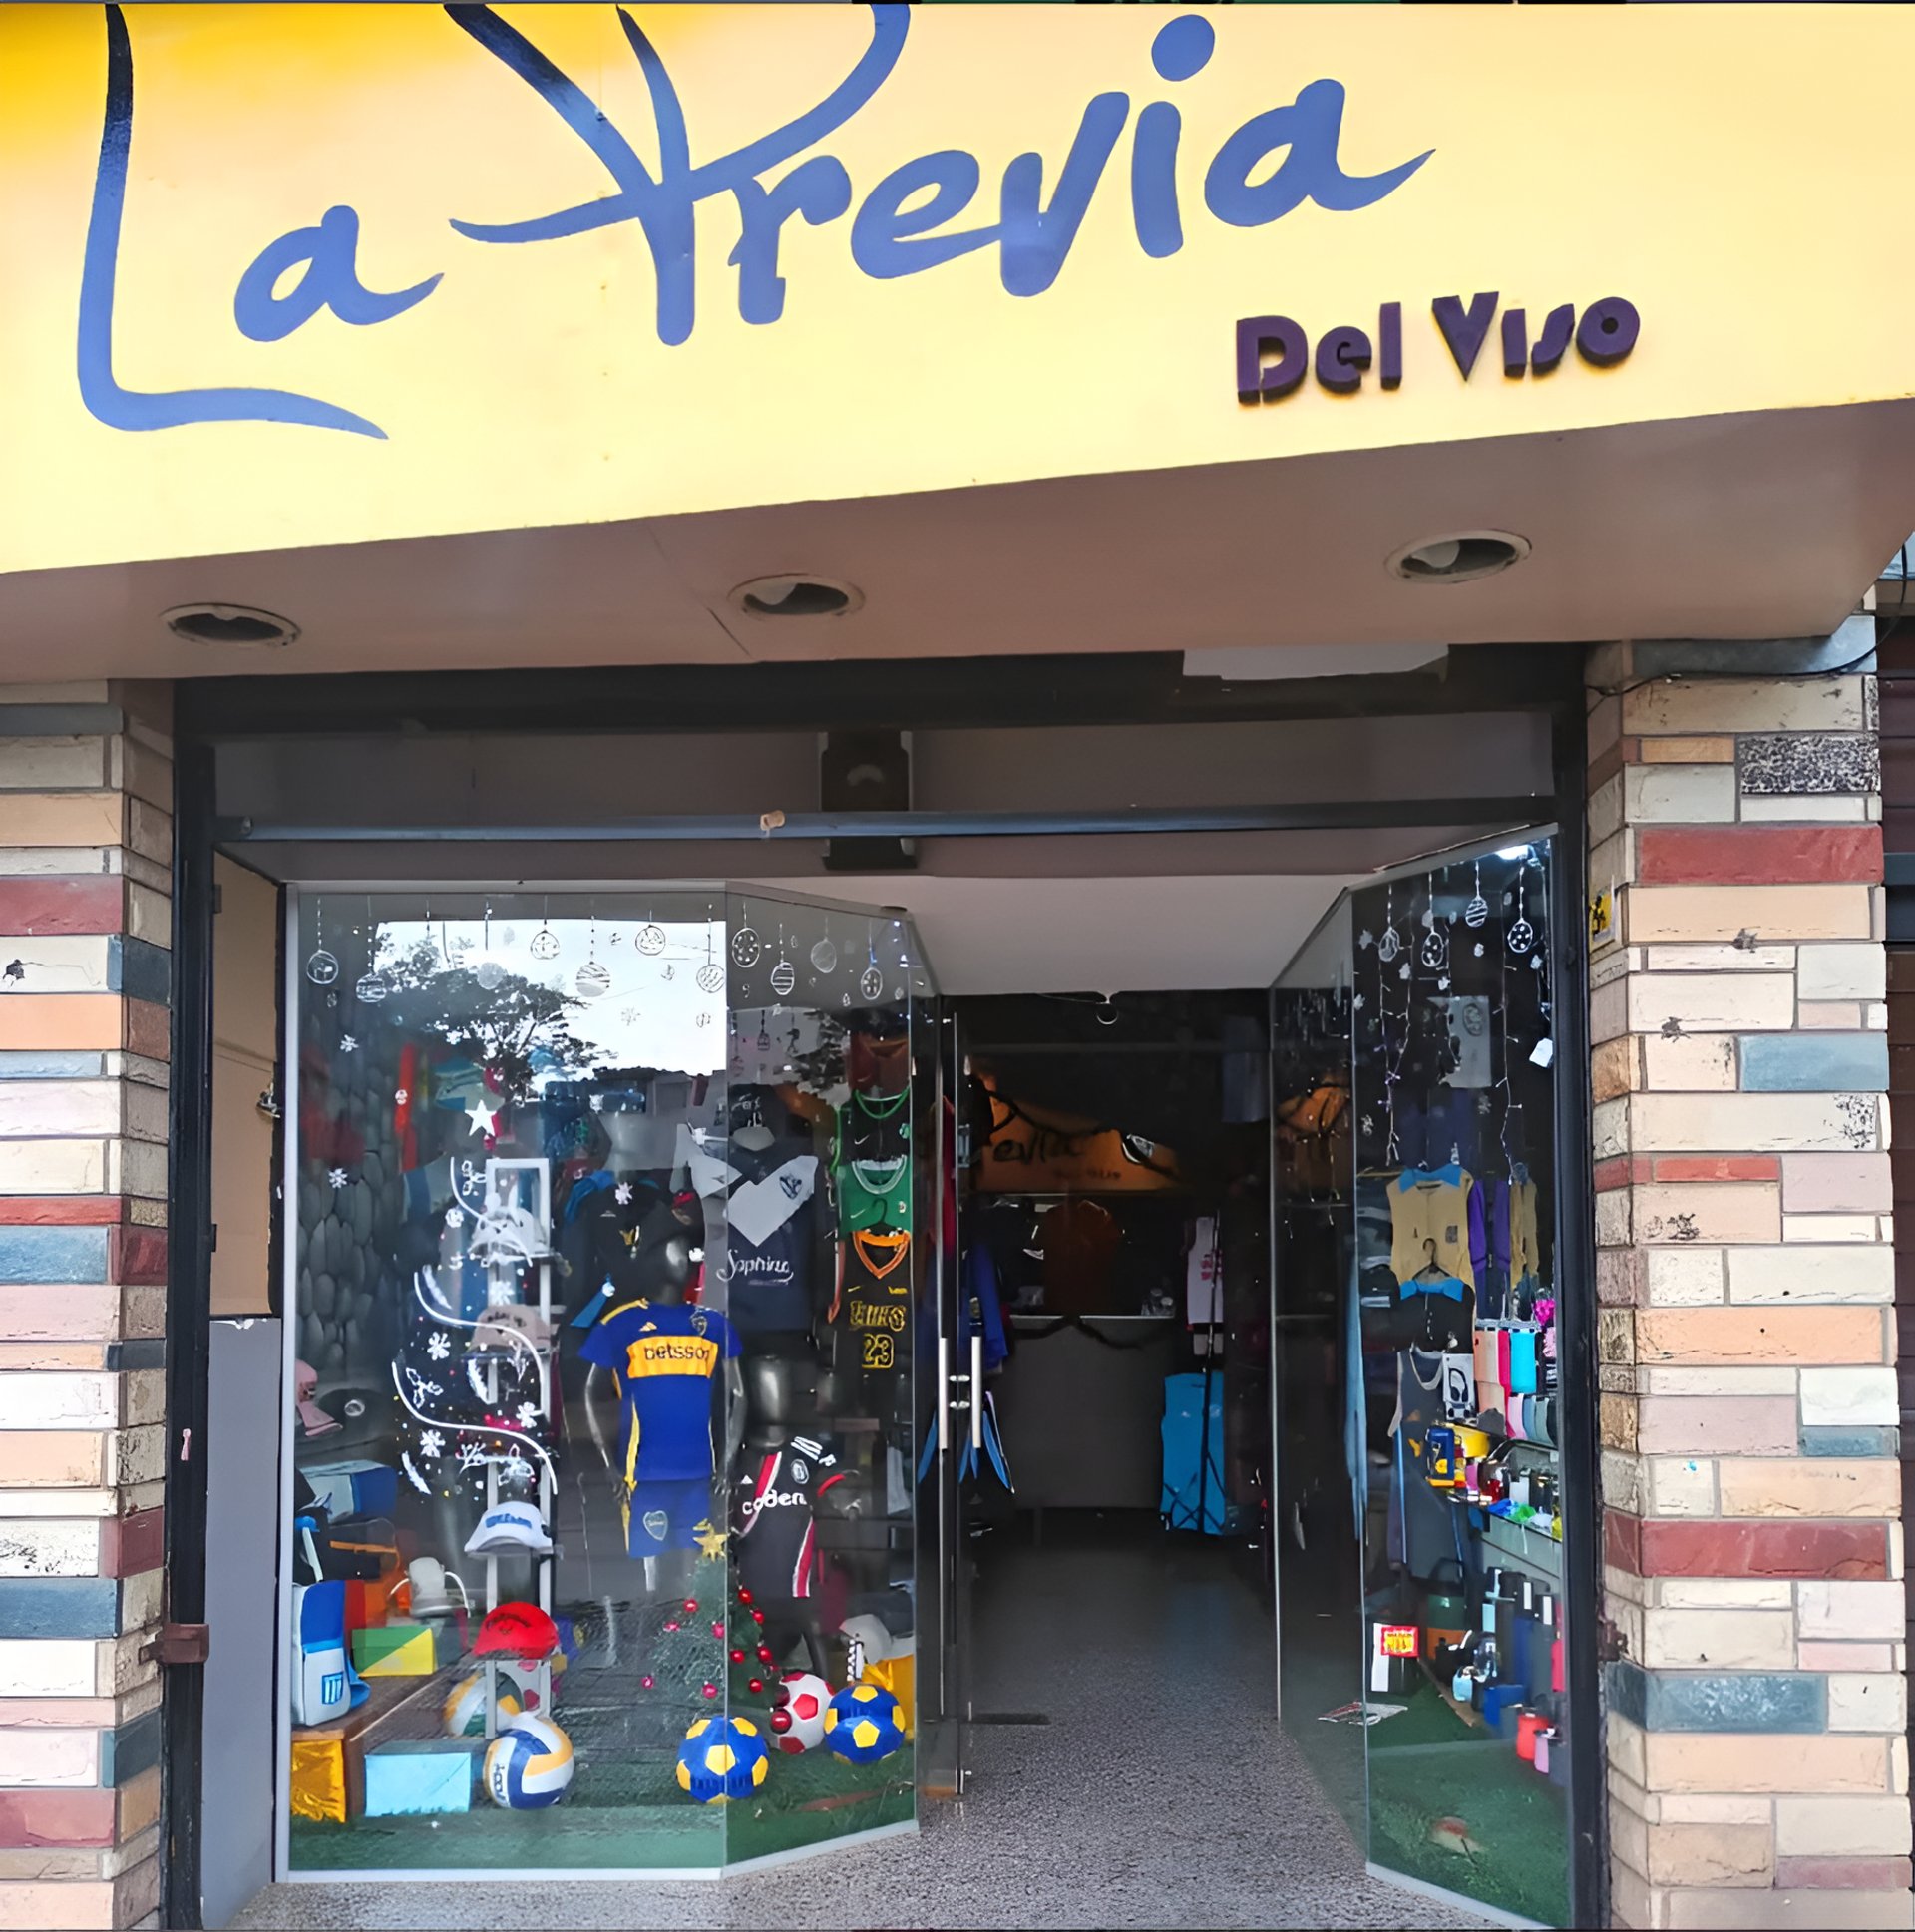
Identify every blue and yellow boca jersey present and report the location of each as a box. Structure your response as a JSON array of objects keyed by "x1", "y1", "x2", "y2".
[{"x1": 579, "y1": 1300, "x2": 740, "y2": 1484}]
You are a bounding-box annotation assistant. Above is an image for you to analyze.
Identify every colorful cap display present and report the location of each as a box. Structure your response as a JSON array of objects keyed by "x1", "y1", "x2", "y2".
[
  {"x1": 464, "y1": 1501, "x2": 554, "y2": 1556},
  {"x1": 294, "y1": 1360, "x2": 339, "y2": 1437},
  {"x1": 474, "y1": 1601, "x2": 561, "y2": 1661}
]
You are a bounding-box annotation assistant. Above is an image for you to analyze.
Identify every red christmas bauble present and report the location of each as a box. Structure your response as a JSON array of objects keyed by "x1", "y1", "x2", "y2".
[
  {"x1": 711, "y1": 1621, "x2": 725, "y2": 1640},
  {"x1": 768, "y1": 1706, "x2": 793, "y2": 1733},
  {"x1": 747, "y1": 1677, "x2": 764, "y2": 1694},
  {"x1": 683, "y1": 1599, "x2": 699, "y2": 1616},
  {"x1": 729, "y1": 1648, "x2": 746, "y2": 1664},
  {"x1": 701, "y1": 1682, "x2": 718, "y2": 1700},
  {"x1": 737, "y1": 1587, "x2": 754, "y2": 1605},
  {"x1": 755, "y1": 1645, "x2": 774, "y2": 1665},
  {"x1": 750, "y1": 1609, "x2": 766, "y2": 1625},
  {"x1": 663, "y1": 1620, "x2": 680, "y2": 1632},
  {"x1": 640, "y1": 1675, "x2": 656, "y2": 1691}
]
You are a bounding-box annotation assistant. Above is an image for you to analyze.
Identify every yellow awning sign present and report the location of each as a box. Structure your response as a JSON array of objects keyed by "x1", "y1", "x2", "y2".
[{"x1": 3, "y1": 3, "x2": 1912, "y2": 573}]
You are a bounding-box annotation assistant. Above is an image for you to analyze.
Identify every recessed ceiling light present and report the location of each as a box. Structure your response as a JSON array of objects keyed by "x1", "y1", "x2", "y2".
[
  {"x1": 1386, "y1": 531, "x2": 1530, "y2": 584},
  {"x1": 727, "y1": 575, "x2": 864, "y2": 620},
  {"x1": 162, "y1": 602, "x2": 299, "y2": 646}
]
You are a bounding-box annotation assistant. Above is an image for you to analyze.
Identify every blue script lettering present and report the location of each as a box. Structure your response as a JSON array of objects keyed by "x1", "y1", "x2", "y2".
[
  {"x1": 76, "y1": 2, "x2": 1434, "y2": 436},
  {"x1": 444, "y1": 2, "x2": 910, "y2": 345},
  {"x1": 78, "y1": 6, "x2": 391, "y2": 437},
  {"x1": 233, "y1": 204, "x2": 441, "y2": 344},
  {"x1": 449, "y1": 3, "x2": 1432, "y2": 332}
]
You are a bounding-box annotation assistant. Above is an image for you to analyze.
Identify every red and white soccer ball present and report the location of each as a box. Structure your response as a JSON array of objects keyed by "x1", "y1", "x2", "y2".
[{"x1": 775, "y1": 1671, "x2": 832, "y2": 1753}]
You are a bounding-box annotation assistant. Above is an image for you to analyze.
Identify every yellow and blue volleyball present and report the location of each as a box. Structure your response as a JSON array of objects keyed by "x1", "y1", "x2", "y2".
[
  {"x1": 823, "y1": 1683, "x2": 905, "y2": 1764},
  {"x1": 443, "y1": 1673, "x2": 522, "y2": 1739},
  {"x1": 674, "y1": 1714, "x2": 771, "y2": 1804},
  {"x1": 483, "y1": 1713, "x2": 574, "y2": 1809}
]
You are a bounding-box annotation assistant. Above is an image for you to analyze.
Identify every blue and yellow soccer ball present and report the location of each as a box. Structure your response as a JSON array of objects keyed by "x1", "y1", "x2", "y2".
[
  {"x1": 483, "y1": 1714, "x2": 574, "y2": 1809},
  {"x1": 823, "y1": 1683, "x2": 905, "y2": 1764},
  {"x1": 675, "y1": 1714, "x2": 770, "y2": 1804}
]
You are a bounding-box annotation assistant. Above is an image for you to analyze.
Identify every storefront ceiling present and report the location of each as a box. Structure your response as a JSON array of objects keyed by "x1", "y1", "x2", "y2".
[{"x1": 8, "y1": 400, "x2": 1911, "y2": 681}]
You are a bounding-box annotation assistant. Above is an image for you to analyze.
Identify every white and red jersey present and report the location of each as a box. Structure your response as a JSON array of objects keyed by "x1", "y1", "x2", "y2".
[{"x1": 735, "y1": 1435, "x2": 848, "y2": 1601}]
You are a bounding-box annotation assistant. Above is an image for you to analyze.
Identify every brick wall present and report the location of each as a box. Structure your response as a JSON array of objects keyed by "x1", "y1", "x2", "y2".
[
  {"x1": 1588, "y1": 635, "x2": 1913, "y2": 1929},
  {"x1": 0, "y1": 685, "x2": 173, "y2": 1929}
]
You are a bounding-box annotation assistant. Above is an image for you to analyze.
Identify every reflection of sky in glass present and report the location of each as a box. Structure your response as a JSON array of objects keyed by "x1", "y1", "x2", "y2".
[{"x1": 372, "y1": 917, "x2": 726, "y2": 1077}]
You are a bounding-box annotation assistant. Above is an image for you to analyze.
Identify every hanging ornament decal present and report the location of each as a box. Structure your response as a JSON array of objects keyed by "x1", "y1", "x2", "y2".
[
  {"x1": 305, "y1": 902, "x2": 338, "y2": 986},
  {"x1": 354, "y1": 970, "x2": 388, "y2": 1003},
  {"x1": 810, "y1": 938, "x2": 838, "y2": 974},
  {"x1": 730, "y1": 925, "x2": 763, "y2": 969},
  {"x1": 475, "y1": 960, "x2": 505, "y2": 990},
  {"x1": 1419, "y1": 924, "x2": 1449, "y2": 971},
  {"x1": 636, "y1": 921, "x2": 667, "y2": 957},
  {"x1": 1375, "y1": 888, "x2": 1401, "y2": 964},
  {"x1": 576, "y1": 910, "x2": 610, "y2": 997},
  {"x1": 860, "y1": 966, "x2": 884, "y2": 1001},
  {"x1": 531, "y1": 925, "x2": 559, "y2": 962},
  {"x1": 1464, "y1": 860, "x2": 1490, "y2": 929},
  {"x1": 768, "y1": 925, "x2": 796, "y2": 998},
  {"x1": 1507, "y1": 866, "x2": 1536, "y2": 956},
  {"x1": 696, "y1": 964, "x2": 724, "y2": 994}
]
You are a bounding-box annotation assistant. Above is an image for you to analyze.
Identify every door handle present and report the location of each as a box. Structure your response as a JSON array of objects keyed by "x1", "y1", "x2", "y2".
[{"x1": 970, "y1": 1335, "x2": 983, "y2": 1453}]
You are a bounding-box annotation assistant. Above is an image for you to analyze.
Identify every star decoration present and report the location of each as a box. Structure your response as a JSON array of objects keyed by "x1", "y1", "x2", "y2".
[
  {"x1": 1398, "y1": 962, "x2": 1411, "y2": 980},
  {"x1": 464, "y1": 1093, "x2": 501, "y2": 1138},
  {"x1": 1357, "y1": 930, "x2": 1374, "y2": 950},
  {"x1": 419, "y1": 1429, "x2": 444, "y2": 1460},
  {"x1": 445, "y1": 1207, "x2": 465, "y2": 1230},
  {"x1": 1351, "y1": 993, "x2": 1366, "y2": 1012},
  {"x1": 328, "y1": 1166, "x2": 350, "y2": 1191},
  {"x1": 589, "y1": 1093, "x2": 605, "y2": 1113},
  {"x1": 1437, "y1": 976, "x2": 1451, "y2": 991},
  {"x1": 694, "y1": 1522, "x2": 730, "y2": 1561},
  {"x1": 1531, "y1": 955, "x2": 1544, "y2": 971},
  {"x1": 426, "y1": 1332, "x2": 451, "y2": 1361},
  {"x1": 340, "y1": 1034, "x2": 359, "y2": 1054},
  {"x1": 620, "y1": 1007, "x2": 642, "y2": 1025},
  {"x1": 614, "y1": 1181, "x2": 633, "y2": 1206}
]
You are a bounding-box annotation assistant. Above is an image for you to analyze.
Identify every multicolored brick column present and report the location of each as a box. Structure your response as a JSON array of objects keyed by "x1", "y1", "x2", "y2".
[
  {"x1": 0, "y1": 684, "x2": 173, "y2": 1929},
  {"x1": 1588, "y1": 632, "x2": 1912, "y2": 1929}
]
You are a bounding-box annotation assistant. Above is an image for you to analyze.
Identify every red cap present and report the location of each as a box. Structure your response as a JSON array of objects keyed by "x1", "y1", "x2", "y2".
[{"x1": 474, "y1": 1601, "x2": 560, "y2": 1660}]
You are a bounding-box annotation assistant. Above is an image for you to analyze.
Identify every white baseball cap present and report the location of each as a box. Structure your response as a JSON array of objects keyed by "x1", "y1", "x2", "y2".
[{"x1": 463, "y1": 1500, "x2": 554, "y2": 1556}]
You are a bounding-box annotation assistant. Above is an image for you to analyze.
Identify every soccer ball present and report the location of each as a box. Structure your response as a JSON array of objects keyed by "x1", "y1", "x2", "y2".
[
  {"x1": 483, "y1": 1714, "x2": 574, "y2": 1809},
  {"x1": 823, "y1": 1683, "x2": 905, "y2": 1764},
  {"x1": 443, "y1": 1673, "x2": 523, "y2": 1739},
  {"x1": 675, "y1": 1714, "x2": 771, "y2": 1804},
  {"x1": 774, "y1": 1671, "x2": 832, "y2": 1754}
]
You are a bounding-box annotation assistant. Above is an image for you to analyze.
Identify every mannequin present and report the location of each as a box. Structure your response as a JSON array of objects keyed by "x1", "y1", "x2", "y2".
[
  {"x1": 580, "y1": 1109, "x2": 745, "y2": 1592},
  {"x1": 736, "y1": 1352, "x2": 860, "y2": 1677}
]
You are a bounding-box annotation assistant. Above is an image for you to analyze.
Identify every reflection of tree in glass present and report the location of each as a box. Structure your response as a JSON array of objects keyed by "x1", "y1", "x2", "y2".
[{"x1": 377, "y1": 938, "x2": 591, "y2": 1103}]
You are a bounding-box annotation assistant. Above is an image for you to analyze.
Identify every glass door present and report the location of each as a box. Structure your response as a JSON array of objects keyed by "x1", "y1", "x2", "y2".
[
  {"x1": 275, "y1": 885, "x2": 938, "y2": 1880},
  {"x1": 915, "y1": 1002, "x2": 971, "y2": 1799},
  {"x1": 1266, "y1": 837, "x2": 1576, "y2": 1928}
]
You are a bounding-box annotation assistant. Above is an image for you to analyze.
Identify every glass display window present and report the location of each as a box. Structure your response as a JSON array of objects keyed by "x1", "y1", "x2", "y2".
[
  {"x1": 1271, "y1": 837, "x2": 1575, "y2": 1927},
  {"x1": 277, "y1": 888, "x2": 932, "y2": 1878}
]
